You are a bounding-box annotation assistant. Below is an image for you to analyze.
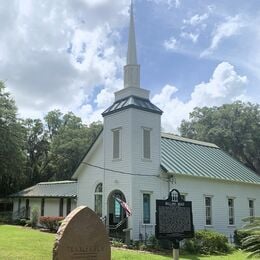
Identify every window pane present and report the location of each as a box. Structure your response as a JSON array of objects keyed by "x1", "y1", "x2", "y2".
[
  {"x1": 228, "y1": 199, "x2": 234, "y2": 225},
  {"x1": 113, "y1": 130, "x2": 120, "y2": 159},
  {"x1": 95, "y1": 195, "x2": 102, "y2": 217},
  {"x1": 249, "y1": 200, "x2": 254, "y2": 217},
  {"x1": 205, "y1": 197, "x2": 212, "y2": 225},
  {"x1": 143, "y1": 129, "x2": 151, "y2": 159},
  {"x1": 115, "y1": 199, "x2": 121, "y2": 217},
  {"x1": 143, "y1": 194, "x2": 150, "y2": 224},
  {"x1": 95, "y1": 183, "x2": 103, "y2": 193},
  {"x1": 205, "y1": 197, "x2": 211, "y2": 206}
]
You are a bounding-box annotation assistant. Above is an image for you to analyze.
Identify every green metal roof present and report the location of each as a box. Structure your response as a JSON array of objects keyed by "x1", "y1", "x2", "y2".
[
  {"x1": 102, "y1": 95, "x2": 162, "y2": 116},
  {"x1": 161, "y1": 133, "x2": 260, "y2": 184},
  {"x1": 10, "y1": 181, "x2": 77, "y2": 198}
]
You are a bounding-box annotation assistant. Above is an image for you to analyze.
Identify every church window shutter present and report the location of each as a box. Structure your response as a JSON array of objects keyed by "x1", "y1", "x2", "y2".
[
  {"x1": 143, "y1": 128, "x2": 151, "y2": 159},
  {"x1": 113, "y1": 129, "x2": 120, "y2": 159}
]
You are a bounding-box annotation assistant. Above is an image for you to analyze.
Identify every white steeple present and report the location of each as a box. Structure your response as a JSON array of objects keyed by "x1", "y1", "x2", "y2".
[
  {"x1": 127, "y1": 0, "x2": 137, "y2": 65},
  {"x1": 124, "y1": 0, "x2": 140, "y2": 88}
]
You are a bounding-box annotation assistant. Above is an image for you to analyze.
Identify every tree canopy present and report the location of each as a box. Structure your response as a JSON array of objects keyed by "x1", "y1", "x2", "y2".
[
  {"x1": 0, "y1": 82, "x2": 102, "y2": 197},
  {"x1": 179, "y1": 102, "x2": 260, "y2": 175},
  {"x1": 0, "y1": 82, "x2": 26, "y2": 197}
]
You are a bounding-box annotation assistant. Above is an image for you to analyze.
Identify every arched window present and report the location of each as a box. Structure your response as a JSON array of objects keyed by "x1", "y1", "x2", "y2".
[
  {"x1": 114, "y1": 193, "x2": 122, "y2": 219},
  {"x1": 94, "y1": 183, "x2": 102, "y2": 217}
]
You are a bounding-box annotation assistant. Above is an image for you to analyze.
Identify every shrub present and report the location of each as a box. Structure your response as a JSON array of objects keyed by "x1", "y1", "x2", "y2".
[
  {"x1": 240, "y1": 217, "x2": 260, "y2": 258},
  {"x1": 111, "y1": 239, "x2": 124, "y2": 248},
  {"x1": 25, "y1": 220, "x2": 32, "y2": 227},
  {"x1": 234, "y1": 229, "x2": 253, "y2": 248},
  {"x1": 31, "y1": 208, "x2": 39, "y2": 228},
  {"x1": 39, "y1": 216, "x2": 64, "y2": 232},
  {"x1": 0, "y1": 212, "x2": 12, "y2": 224},
  {"x1": 183, "y1": 230, "x2": 233, "y2": 255},
  {"x1": 158, "y1": 239, "x2": 172, "y2": 250},
  {"x1": 19, "y1": 219, "x2": 27, "y2": 226},
  {"x1": 146, "y1": 235, "x2": 160, "y2": 250},
  {"x1": 132, "y1": 240, "x2": 140, "y2": 250}
]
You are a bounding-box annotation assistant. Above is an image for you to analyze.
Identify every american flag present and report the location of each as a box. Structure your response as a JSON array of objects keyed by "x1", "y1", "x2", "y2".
[{"x1": 114, "y1": 197, "x2": 132, "y2": 217}]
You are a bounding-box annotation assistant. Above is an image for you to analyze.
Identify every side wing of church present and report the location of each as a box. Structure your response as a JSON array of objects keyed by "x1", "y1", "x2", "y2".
[{"x1": 10, "y1": 1, "x2": 260, "y2": 242}]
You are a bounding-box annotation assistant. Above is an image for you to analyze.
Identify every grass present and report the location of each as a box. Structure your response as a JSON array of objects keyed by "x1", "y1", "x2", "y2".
[
  {"x1": 0, "y1": 225, "x2": 254, "y2": 260},
  {"x1": 112, "y1": 248, "x2": 250, "y2": 260},
  {"x1": 0, "y1": 224, "x2": 55, "y2": 259}
]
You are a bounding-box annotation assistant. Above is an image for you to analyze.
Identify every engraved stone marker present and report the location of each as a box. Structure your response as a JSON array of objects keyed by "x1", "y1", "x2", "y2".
[{"x1": 53, "y1": 206, "x2": 111, "y2": 260}]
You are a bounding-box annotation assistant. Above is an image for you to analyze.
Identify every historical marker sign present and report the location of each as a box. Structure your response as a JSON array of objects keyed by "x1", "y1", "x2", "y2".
[{"x1": 155, "y1": 189, "x2": 194, "y2": 241}]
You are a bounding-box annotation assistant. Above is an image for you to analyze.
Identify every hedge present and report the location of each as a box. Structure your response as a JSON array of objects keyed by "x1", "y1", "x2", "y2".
[
  {"x1": 39, "y1": 216, "x2": 64, "y2": 232},
  {"x1": 183, "y1": 230, "x2": 233, "y2": 255}
]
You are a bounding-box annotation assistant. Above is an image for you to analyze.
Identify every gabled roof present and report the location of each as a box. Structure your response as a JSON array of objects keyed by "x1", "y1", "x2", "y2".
[
  {"x1": 10, "y1": 181, "x2": 77, "y2": 198},
  {"x1": 102, "y1": 95, "x2": 162, "y2": 117},
  {"x1": 161, "y1": 133, "x2": 260, "y2": 184}
]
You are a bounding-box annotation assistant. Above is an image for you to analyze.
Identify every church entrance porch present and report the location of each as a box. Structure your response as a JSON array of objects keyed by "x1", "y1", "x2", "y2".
[{"x1": 107, "y1": 190, "x2": 128, "y2": 241}]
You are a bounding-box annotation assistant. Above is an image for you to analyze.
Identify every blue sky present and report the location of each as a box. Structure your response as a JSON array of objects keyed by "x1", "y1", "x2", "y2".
[{"x1": 0, "y1": 0, "x2": 259, "y2": 132}]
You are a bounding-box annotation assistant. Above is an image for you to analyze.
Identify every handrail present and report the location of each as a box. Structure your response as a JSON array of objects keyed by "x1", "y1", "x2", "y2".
[
  {"x1": 109, "y1": 217, "x2": 127, "y2": 230},
  {"x1": 100, "y1": 216, "x2": 107, "y2": 225}
]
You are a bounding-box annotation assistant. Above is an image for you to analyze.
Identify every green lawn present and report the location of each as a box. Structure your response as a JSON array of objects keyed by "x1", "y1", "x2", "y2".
[
  {"x1": 0, "y1": 224, "x2": 54, "y2": 259},
  {"x1": 112, "y1": 248, "x2": 250, "y2": 260},
  {"x1": 0, "y1": 225, "x2": 254, "y2": 260}
]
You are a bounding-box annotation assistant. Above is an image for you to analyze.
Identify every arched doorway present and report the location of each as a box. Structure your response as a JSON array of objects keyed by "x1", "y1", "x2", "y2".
[{"x1": 107, "y1": 190, "x2": 128, "y2": 240}]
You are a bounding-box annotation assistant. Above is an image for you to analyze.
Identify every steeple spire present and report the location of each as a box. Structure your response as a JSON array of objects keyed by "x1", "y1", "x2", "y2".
[
  {"x1": 124, "y1": 0, "x2": 140, "y2": 88},
  {"x1": 127, "y1": 0, "x2": 137, "y2": 65}
]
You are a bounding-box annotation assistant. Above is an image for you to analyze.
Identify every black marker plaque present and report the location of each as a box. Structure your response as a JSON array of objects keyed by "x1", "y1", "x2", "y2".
[{"x1": 155, "y1": 189, "x2": 194, "y2": 242}]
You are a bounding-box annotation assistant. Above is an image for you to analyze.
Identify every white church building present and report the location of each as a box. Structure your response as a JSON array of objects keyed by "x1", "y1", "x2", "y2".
[{"x1": 11, "y1": 2, "x2": 260, "y2": 242}]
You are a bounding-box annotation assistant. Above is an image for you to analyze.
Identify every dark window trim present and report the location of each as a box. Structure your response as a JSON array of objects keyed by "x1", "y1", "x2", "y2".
[
  {"x1": 59, "y1": 198, "x2": 64, "y2": 217},
  {"x1": 66, "y1": 198, "x2": 71, "y2": 215},
  {"x1": 41, "y1": 198, "x2": 45, "y2": 216}
]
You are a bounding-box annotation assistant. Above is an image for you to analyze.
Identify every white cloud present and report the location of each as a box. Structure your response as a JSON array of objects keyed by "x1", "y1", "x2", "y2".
[
  {"x1": 149, "y1": 0, "x2": 181, "y2": 9},
  {"x1": 164, "y1": 37, "x2": 179, "y2": 51},
  {"x1": 180, "y1": 32, "x2": 199, "y2": 43},
  {"x1": 174, "y1": 0, "x2": 181, "y2": 8},
  {"x1": 152, "y1": 62, "x2": 248, "y2": 133},
  {"x1": 0, "y1": 0, "x2": 129, "y2": 121},
  {"x1": 201, "y1": 15, "x2": 245, "y2": 57},
  {"x1": 183, "y1": 13, "x2": 209, "y2": 26},
  {"x1": 189, "y1": 62, "x2": 247, "y2": 107}
]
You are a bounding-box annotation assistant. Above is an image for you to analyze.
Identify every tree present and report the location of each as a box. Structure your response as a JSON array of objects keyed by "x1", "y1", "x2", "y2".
[
  {"x1": 44, "y1": 110, "x2": 63, "y2": 140},
  {"x1": 23, "y1": 119, "x2": 50, "y2": 186},
  {"x1": 0, "y1": 82, "x2": 103, "y2": 194},
  {"x1": 0, "y1": 82, "x2": 26, "y2": 197},
  {"x1": 179, "y1": 102, "x2": 260, "y2": 175},
  {"x1": 44, "y1": 110, "x2": 102, "y2": 180}
]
